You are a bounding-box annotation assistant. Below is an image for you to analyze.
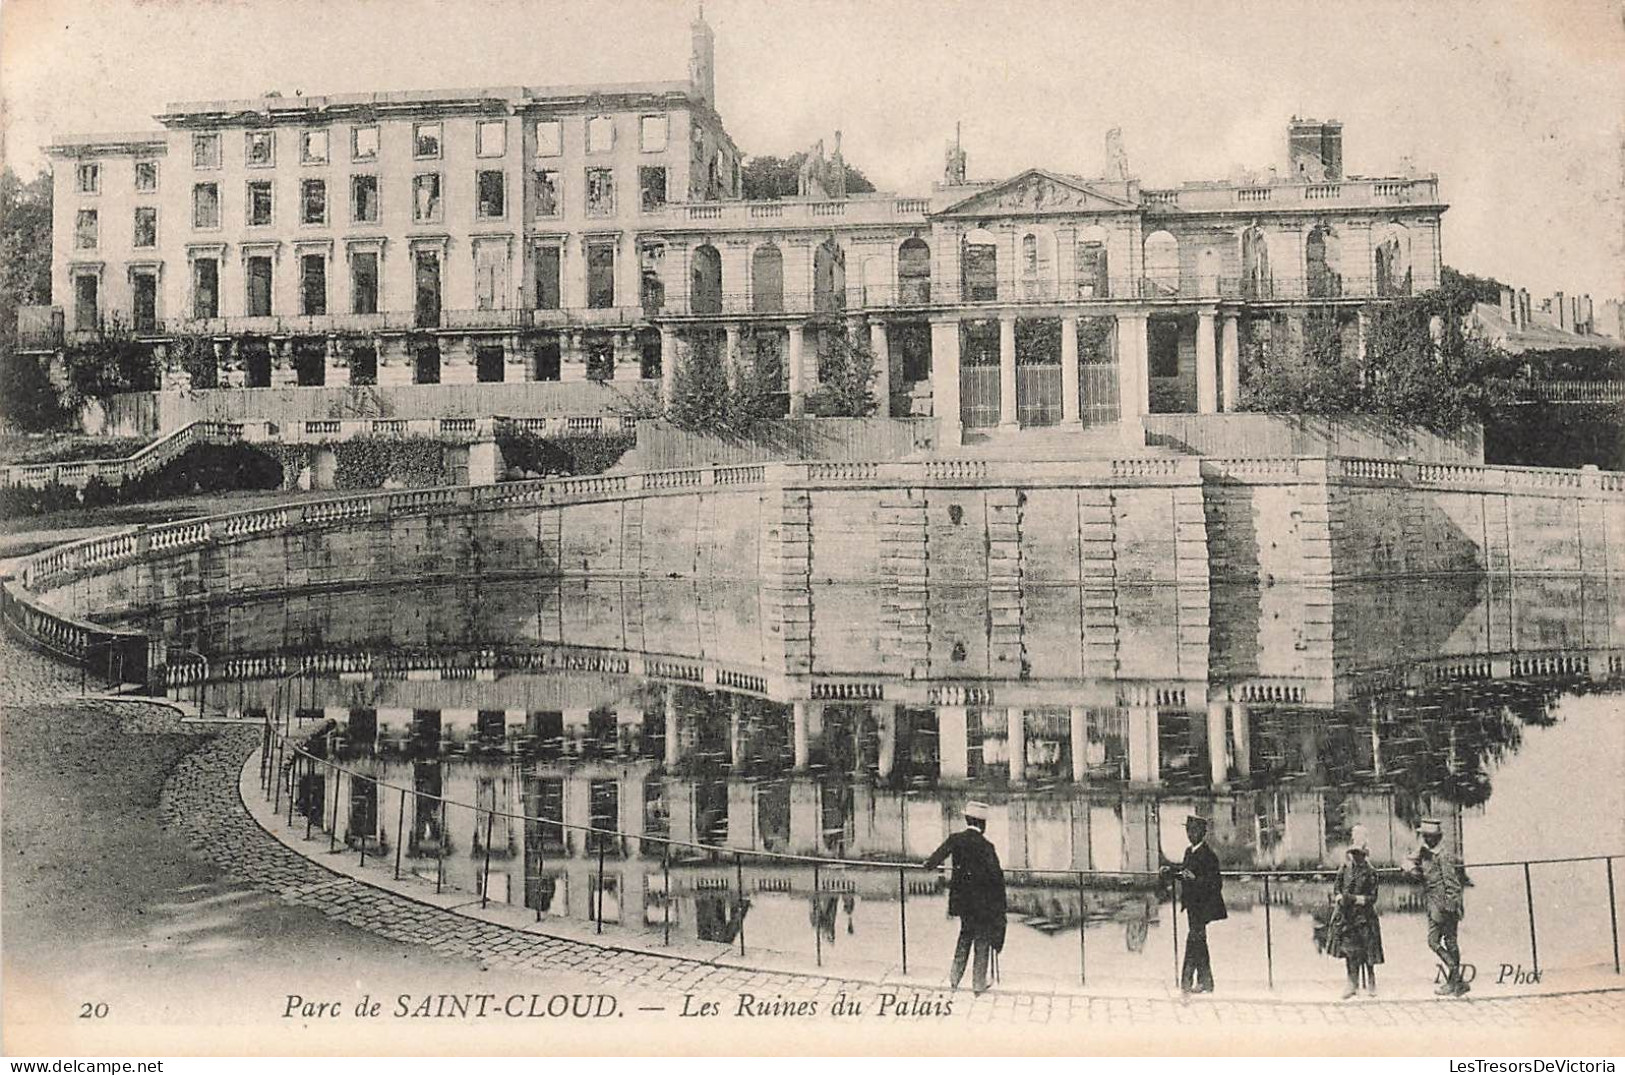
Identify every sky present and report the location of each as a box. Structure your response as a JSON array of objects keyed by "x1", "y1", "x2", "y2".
[{"x1": 2, "y1": 0, "x2": 1620, "y2": 302}]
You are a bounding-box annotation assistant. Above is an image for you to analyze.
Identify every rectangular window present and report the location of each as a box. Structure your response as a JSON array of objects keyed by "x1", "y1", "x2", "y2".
[
  {"x1": 534, "y1": 244, "x2": 561, "y2": 310},
  {"x1": 477, "y1": 170, "x2": 505, "y2": 218},
  {"x1": 586, "y1": 116, "x2": 614, "y2": 154},
  {"x1": 74, "y1": 274, "x2": 99, "y2": 330},
  {"x1": 301, "y1": 178, "x2": 327, "y2": 225},
  {"x1": 476, "y1": 120, "x2": 506, "y2": 158},
  {"x1": 639, "y1": 166, "x2": 667, "y2": 211},
  {"x1": 639, "y1": 115, "x2": 668, "y2": 152},
  {"x1": 414, "y1": 122, "x2": 442, "y2": 159},
  {"x1": 414, "y1": 250, "x2": 441, "y2": 328},
  {"x1": 351, "y1": 174, "x2": 379, "y2": 223},
  {"x1": 193, "y1": 133, "x2": 221, "y2": 169},
  {"x1": 76, "y1": 163, "x2": 100, "y2": 194},
  {"x1": 350, "y1": 251, "x2": 379, "y2": 314},
  {"x1": 192, "y1": 258, "x2": 219, "y2": 319},
  {"x1": 412, "y1": 173, "x2": 442, "y2": 223},
  {"x1": 74, "y1": 209, "x2": 98, "y2": 250},
  {"x1": 134, "y1": 160, "x2": 158, "y2": 192},
  {"x1": 585, "y1": 167, "x2": 614, "y2": 216},
  {"x1": 349, "y1": 346, "x2": 377, "y2": 386},
  {"x1": 587, "y1": 241, "x2": 615, "y2": 308},
  {"x1": 352, "y1": 125, "x2": 379, "y2": 161},
  {"x1": 300, "y1": 253, "x2": 327, "y2": 315},
  {"x1": 133, "y1": 206, "x2": 158, "y2": 248},
  {"x1": 588, "y1": 778, "x2": 619, "y2": 853},
  {"x1": 473, "y1": 241, "x2": 509, "y2": 311},
  {"x1": 534, "y1": 119, "x2": 562, "y2": 157},
  {"x1": 246, "y1": 256, "x2": 274, "y2": 317},
  {"x1": 193, "y1": 182, "x2": 220, "y2": 229},
  {"x1": 247, "y1": 180, "x2": 273, "y2": 226},
  {"x1": 246, "y1": 130, "x2": 275, "y2": 167},
  {"x1": 533, "y1": 170, "x2": 560, "y2": 217},
  {"x1": 301, "y1": 129, "x2": 330, "y2": 164}
]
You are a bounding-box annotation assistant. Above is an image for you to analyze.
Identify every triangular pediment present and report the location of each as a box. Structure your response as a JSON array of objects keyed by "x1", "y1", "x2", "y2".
[{"x1": 938, "y1": 169, "x2": 1138, "y2": 217}]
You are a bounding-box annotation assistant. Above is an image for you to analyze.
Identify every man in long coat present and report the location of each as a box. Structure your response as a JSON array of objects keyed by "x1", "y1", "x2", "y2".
[
  {"x1": 923, "y1": 800, "x2": 1007, "y2": 994},
  {"x1": 1172, "y1": 813, "x2": 1227, "y2": 994},
  {"x1": 1403, "y1": 817, "x2": 1469, "y2": 996}
]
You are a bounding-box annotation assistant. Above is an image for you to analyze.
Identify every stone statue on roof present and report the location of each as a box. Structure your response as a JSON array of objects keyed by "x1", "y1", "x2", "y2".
[{"x1": 1105, "y1": 127, "x2": 1131, "y2": 181}]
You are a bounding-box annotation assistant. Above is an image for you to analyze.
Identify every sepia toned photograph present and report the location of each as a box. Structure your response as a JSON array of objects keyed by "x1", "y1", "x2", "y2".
[{"x1": 0, "y1": 0, "x2": 1621, "y2": 1060}]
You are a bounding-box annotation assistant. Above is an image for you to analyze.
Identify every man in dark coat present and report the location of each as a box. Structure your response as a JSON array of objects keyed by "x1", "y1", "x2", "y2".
[
  {"x1": 923, "y1": 800, "x2": 1007, "y2": 994},
  {"x1": 1403, "y1": 817, "x2": 1469, "y2": 996},
  {"x1": 1170, "y1": 813, "x2": 1227, "y2": 994}
]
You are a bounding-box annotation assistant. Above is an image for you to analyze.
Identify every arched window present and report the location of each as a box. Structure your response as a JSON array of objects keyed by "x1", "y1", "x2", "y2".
[
  {"x1": 1144, "y1": 230, "x2": 1180, "y2": 295},
  {"x1": 813, "y1": 238, "x2": 845, "y2": 314},
  {"x1": 751, "y1": 243, "x2": 783, "y2": 314},
  {"x1": 1075, "y1": 225, "x2": 1109, "y2": 299},
  {"x1": 691, "y1": 243, "x2": 722, "y2": 315},
  {"x1": 962, "y1": 227, "x2": 998, "y2": 302},
  {"x1": 898, "y1": 237, "x2": 931, "y2": 304},
  {"x1": 1306, "y1": 224, "x2": 1342, "y2": 299},
  {"x1": 861, "y1": 257, "x2": 887, "y2": 307},
  {"x1": 1373, "y1": 223, "x2": 1411, "y2": 297},
  {"x1": 1240, "y1": 227, "x2": 1271, "y2": 300},
  {"x1": 1197, "y1": 248, "x2": 1222, "y2": 298}
]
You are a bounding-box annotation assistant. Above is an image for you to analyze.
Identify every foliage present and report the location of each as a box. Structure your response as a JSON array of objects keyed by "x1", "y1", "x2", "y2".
[
  {"x1": 59, "y1": 331, "x2": 159, "y2": 413},
  {"x1": 740, "y1": 152, "x2": 877, "y2": 200},
  {"x1": 1440, "y1": 265, "x2": 1506, "y2": 313},
  {"x1": 805, "y1": 324, "x2": 878, "y2": 418},
  {"x1": 1484, "y1": 402, "x2": 1624, "y2": 470},
  {"x1": 667, "y1": 331, "x2": 734, "y2": 433},
  {"x1": 0, "y1": 434, "x2": 150, "y2": 465},
  {"x1": 0, "y1": 167, "x2": 61, "y2": 431},
  {"x1": 0, "y1": 353, "x2": 68, "y2": 431},
  {"x1": 168, "y1": 334, "x2": 221, "y2": 389},
  {"x1": 495, "y1": 430, "x2": 635, "y2": 478},
  {"x1": 1240, "y1": 273, "x2": 1521, "y2": 435},
  {"x1": 0, "y1": 442, "x2": 283, "y2": 517},
  {"x1": 332, "y1": 436, "x2": 446, "y2": 489}
]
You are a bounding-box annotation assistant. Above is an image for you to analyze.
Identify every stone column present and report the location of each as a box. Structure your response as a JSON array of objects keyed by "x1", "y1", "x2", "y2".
[
  {"x1": 612, "y1": 329, "x2": 642, "y2": 382},
  {"x1": 664, "y1": 688, "x2": 680, "y2": 768},
  {"x1": 1060, "y1": 315, "x2": 1081, "y2": 425},
  {"x1": 559, "y1": 329, "x2": 587, "y2": 383},
  {"x1": 930, "y1": 318, "x2": 961, "y2": 447},
  {"x1": 1006, "y1": 707, "x2": 1026, "y2": 785},
  {"x1": 271, "y1": 340, "x2": 297, "y2": 387},
  {"x1": 869, "y1": 319, "x2": 891, "y2": 418},
  {"x1": 324, "y1": 336, "x2": 346, "y2": 387},
  {"x1": 792, "y1": 701, "x2": 810, "y2": 771},
  {"x1": 214, "y1": 340, "x2": 236, "y2": 389},
  {"x1": 787, "y1": 321, "x2": 807, "y2": 417},
  {"x1": 1125, "y1": 706, "x2": 1160, "y2": 784},
  {"x1": 1069, "y1": 706, "x2": 1088, "y2": 783},
  {"x1": 1115, "y1": 311, "x2": 1149, "y2": 445},
  {"x1": 937, "y1": 706, "x2": 968, "y2": 781},
  {"x1": 1207, "y1": 701, "x2": 1229, "y2": 788},
  {"x1": 998, "y1": 313, "x2": 1018, "y2": 428},
  {"x1": 504, "y1": 332, "x2": 529, "y2": 382},
  {"x1": 1196, "y1": 307, "x2": 1218, "y2": 414},
  {"x1": 723, "y1": 322, "x2": 743, "y2": 389},
  {"x1": 659, "y1": 327, "x2": 678, "y2": 406},
  {"x1": 1220, "y1": 315, "x2": 1240, "y2": 412}
]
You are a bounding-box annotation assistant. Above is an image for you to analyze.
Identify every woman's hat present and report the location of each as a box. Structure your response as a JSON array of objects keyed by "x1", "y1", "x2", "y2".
[
  {"x1": 963, "y1": 801, "x2": 990, "y2": 822},
  {"x1": 1349, "y1": 825, "x2": 1370, "y2": 853}
]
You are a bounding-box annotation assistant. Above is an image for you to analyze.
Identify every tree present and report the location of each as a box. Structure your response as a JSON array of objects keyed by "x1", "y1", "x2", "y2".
[
  {"x1": 740, "y1": 152, "x2": 877, "y2": 200},
  {"x1": 0, "y1": 167, "x2": 61, "y2": 430},
  {"x1": 805, "y1": 324, "x2": 878, "y2": 418},
  {"x1": 667, "y1": 331, "x2": 732, "y2": 433}
]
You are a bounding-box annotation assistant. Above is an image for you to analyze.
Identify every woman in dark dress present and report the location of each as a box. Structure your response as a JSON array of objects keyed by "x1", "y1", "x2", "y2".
[{"x1": 1329, "y1": 825, "x2": 1385, "y2": 998}]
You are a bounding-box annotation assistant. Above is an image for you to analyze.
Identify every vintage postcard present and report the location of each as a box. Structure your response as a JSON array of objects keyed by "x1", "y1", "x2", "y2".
[{"x1": 1, "y1": 0, "x2": 1622, "y2": 1060}]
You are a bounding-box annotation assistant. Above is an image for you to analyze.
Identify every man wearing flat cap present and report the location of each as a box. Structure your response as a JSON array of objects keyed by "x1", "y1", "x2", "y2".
[
  {"x1": 1403, "y1": 818, "x2": 1469, "y2": 996},
  {"x1": 1167, "y1": 812, "x2": 1227, "y2": 994},
  {"x1": 923, "y1": 800, "x2": 1007, "y2": 994}
]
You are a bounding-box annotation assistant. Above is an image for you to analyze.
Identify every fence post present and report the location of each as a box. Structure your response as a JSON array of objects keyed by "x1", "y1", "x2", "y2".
[
  {"x1": 595, "y1": 837, "x2": 606, "y2": 935},
  {"x1": 394, "y1": 785, "x2": 406, "y2": 881},
  {"x1": 735, "y1": 852, "x2": 746, "y2": 957},
  {"x1": 1263, "y1": 873, "x2": 1275, "y2": 990},
  {"x1": 898, "y1": 866, "x2": 909, "y2": 976},
  {"x1": 329, "y1": 765, "x2": 341, "y2": 853},
  {"x1": 1172, "y1": 877, "x2": 1182, "y2": 989},
  {"x1": 662, "y1": 844, "x2": 671, "y2": 946},
  {"x1": 1608, "y1": 857, "x2": 1620, "y2": 975},
  {"x1": 303, "y1": 758, "x2": 314, "y2": 840},
  {"x1": 272, "y1": 741, "x2": 284, "y2": 814},
  {"x1": 436, "y1": 799, "x2": 446, "y2": 895},
  {"x1": 358, "y1": 778, "x2": 368, "y2": 868},
  {"x1": 1077, "y1": 871, "x2": 1087, "y2": 987},
  {"x1": 480, "y1": 808, "x2": 495, "y2": 910},
  {"x1": 1523, "y1": 861, "x2": 1540, "y2": 975},
  {"x1": 813, "y1": 860, "x2": 823, "y2": 967}
]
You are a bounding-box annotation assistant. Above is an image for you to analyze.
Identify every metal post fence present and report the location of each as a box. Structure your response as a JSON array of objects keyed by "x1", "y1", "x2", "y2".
[
  {"x1": 304, "y1": 758, "x2": 314, "y2": 840},
  {"x1": 1171, "y1": 878, "x2": 1181, "y2": 989},
  {"x1": 1077, "y1": 871, "x2": 1087, "y2": 986},
  {"x1": 1608, "y1": 857, "x2": 1620, "y2": 975},
  {"x1": 358, "y1": 777, "x2": 368, "y2": 868},
  {"x1": 435, "y1": 799, "x2": 446, "y2": 894},
  {"x1": 480, "y1": 809, "x2": 495, "y2": 910},
  {"x1": 535, "y1": 833, "x2": 545, "y2": 924},
  {"x1": 272, "y1": 740, "x2": 284, "y2": 815},
  {"x1": 393, "y1": 787, "x2": 406, "y2": 880},
  {"x1": 897, "y1": 867, "x2": 908, "y2": 975},
  {"x1": 595, "y1": 838, "x2": 606, "y2": 935},
  {"x1": 813, "y1": 861, "x2": 823, "y2": 967},
  {"x1": 1523, "y1": 862, "x2": 1540, "y2": 975},
  {"x1": 329, "y1": 765, "x2": 341, "y2": 853},
  {"x1": 662, "y1": 845, "x2": 671, "y2": 945},
  {"x1": 1263, "y1": 873, "x2": 1275, "y2": 990},
  {"x1": 735, "y1": 852, "x2": 746, "y2": 957}
]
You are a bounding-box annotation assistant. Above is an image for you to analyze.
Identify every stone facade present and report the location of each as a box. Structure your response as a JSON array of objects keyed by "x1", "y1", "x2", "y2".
[{"x1": 37, "y1": 16, "x2": 1445, "y2": 449}]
